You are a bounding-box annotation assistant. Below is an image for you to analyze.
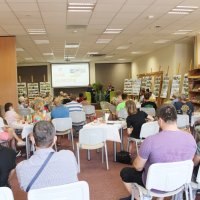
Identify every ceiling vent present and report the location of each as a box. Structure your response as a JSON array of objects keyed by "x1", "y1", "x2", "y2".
[
  {"x1": 66, "y1": 25, "x2": 88, "y2": 30},
  {"x1": 89, "y1": 53, "x2": 106, "y2": 57}
]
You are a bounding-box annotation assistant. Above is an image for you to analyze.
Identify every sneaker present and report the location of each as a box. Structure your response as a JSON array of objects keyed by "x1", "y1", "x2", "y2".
[
  {"x1": 16, "y1": 150, "x2": 21, "y2": 157},
  {"x1": 119, "y1": 195, "x2": 132, "y2": 200},
  {"x1": 17, "y1": 141, "x2": 26, "y2": 146}
]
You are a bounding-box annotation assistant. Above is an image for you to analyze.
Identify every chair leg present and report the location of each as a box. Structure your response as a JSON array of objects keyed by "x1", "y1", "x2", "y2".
[
  {"x1": 76, "y1": 144, "x2": 80, "y2": 173},
  {"x1": 188, "y1": 185, "x2": 193, "y2": 200},
  {"x1": 185, "y1": 186, "x2": 189, "y2": 200},
  {"x1": 87, "y1": 150, "x2": 91, "y2": 160},
  {"x1": 71, "y1": 129, "x2": 74, "y2": 150},
  {"x1": 104, "y1": 143, "x2": 109, "y2": 170},
  {"x1": 102, "y1": 147, "x2": 104, "y2": 163},
  {"x1": 127, "y1": 138, "x2": 130, "y2": 152}
]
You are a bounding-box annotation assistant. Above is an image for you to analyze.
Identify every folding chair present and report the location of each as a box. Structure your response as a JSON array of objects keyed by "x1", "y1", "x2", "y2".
[
  {"x1": 28, "y1": 181, "x2": 89, "y2": 200},
  {"x1": 132, "y1": 160, "x2": 193, "y2": 200},
  {"x1": 127, "y1": 121, "x2": 159, "y2": 154},
  {"x1": 118, "y1": 108, "x2": 128, "y2": 120},
  {"x1": 177, "y1": 114, "x2": 190, "y2": 129},
  {"x1": 52, "y1": 118, "x2": 74, "y2": 150},
  {"x1": 76, "y1": 128, "x2": 109, "y2": 172},
  {"x1": 83, "y1": 105, "x2": 96, "y2": 122},
  {"x1": 0, "y1": 187, "x2": 14, "y2": 200}
]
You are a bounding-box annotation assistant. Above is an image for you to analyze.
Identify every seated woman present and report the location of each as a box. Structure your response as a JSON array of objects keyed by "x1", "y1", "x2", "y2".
[
  {"x1": 4, "y1": 102, "x2": 25, "y2": 130},
  {"x1": 0, "y1": 117, "x2": 25, "y2": 149},
  {"x1": 126, "y1": 100, "x2": 154, "y2": 155}
]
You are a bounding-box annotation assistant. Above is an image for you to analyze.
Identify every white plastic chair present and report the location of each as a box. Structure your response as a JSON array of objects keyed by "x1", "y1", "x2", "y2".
[
  {"x1": 76, "y1": 128, "x2": 109, "y2": 172},
  {"x1": 0, "y1": 187, "x2": 14, "y2": 200},
  {"x1": 52, "y1": 118, "x2": 74, "y2": 150},
  {"x1": 70, "y1": 111, "x2": 86, "y2": 126},
  {"x1": 191, "y1": 165, "x2": 200, "y2": 199},
  {"x1": 177, "y1": 114, "x2": 190, "y2": 128},
  {"x1": 118, "y1": 108, "x2": 128, "y2": 120},
  {"x1": 28, "y1": 181, "x2": 89, "y2": 200},
  {"x1": 140, "y1": 107, "x2": 156, "y2": 117},
  {"x1": 132, "y1": 160, "x2": 194, "y2": 200},
  {"x1": 100, "y1": 101, "x2": 109, "y2": 114},
  {"x1": 127, "y1": 121, "x2": 159, "y2": 154},
  {"x1": 83, "y1": 105, "x2": 96, "y2": 121}
]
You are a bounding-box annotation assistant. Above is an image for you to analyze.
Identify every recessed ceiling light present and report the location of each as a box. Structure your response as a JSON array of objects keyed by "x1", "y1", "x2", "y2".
[
  {"x1": 67, "y1": 2, "x2": 95, "y2": 12},
  {"x1": 178, "y1": 29, "x2": 192, "y2": 32},
  {"x1": 43, "y1": 52, "x2": 54, "y2": 56},
  {"x1": 104, "y1": 28, "x2": 123, "y2": 34},
  {"x1": 16, "y1": 48, "x2": 24, "y2": 52},
  {"x1": 117, "y1": 45, "x2": 129, "y2": 50},
  {"x1": 27, "y1": 28, "x2": 46, "y2": 35},
  {"x1": 87, "y1": 52, "x2": 98, "y2": 55},
  {"x1": 172, "y1": 8, "x2": 194, "y2": 12},
  {"x1": 148, "y1": 15, "x2": 154, "y2": 19},
  {"x1": 96, "y1": 39, "x2": 112, "y2": 44},
  {"x1": 177, "y1": 5, "x2": 199, "y2": 9},
  {"x1": 64, "y1": 56, "x2": 75, "y2": 59},
  {"x1": 154, "y1": 40, "x2": 170, "y2": 44},
  {"x1": 131, "y1": 51, "x2": 142, "y2": 54},
  {"x1": 24, "y1": 57, "x2": 33, "y2": 60},
  {"x1": 34, "y1": 40, "x2": 49, "y2": 44},
  {"x1": 173, "y1": 32, "x2": 187, "y2": 35},
  {"x1": 168, "y1": 11, "x2": 189, "y2": 15},
  {"x1": 65, "y1": 43, "x2": 80, "y2": 48},
  {"x1": 118, "y1": 58, "x2": 126, "y2": 61}
]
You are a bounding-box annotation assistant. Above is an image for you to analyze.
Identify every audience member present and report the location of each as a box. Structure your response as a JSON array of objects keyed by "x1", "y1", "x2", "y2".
[
  {"x1": 51, "y1": 97, "x2": 69, "y2": 119},
  {"x1": 116, "y1": 93, "x2": 128, "y2": 115},
  {"x1": 141, "y1": 92, "x2": 157, "y2": 110},
  {"x1": 77, "y1": 93, "x2": 84, "y2": 103},
  {"x1": 125, "y1": 100, "x2": 153, "y2": 155},
  {"x1": 174, "y1": 94, "x2": 194, "y2": 123},
  {"x1": 65, "y1": 94, "x2": 83, "y2": 113},
  {"x1": 4, "y1": 102, "x2": 25, "y2": 129},
  {"x1": 16, "y1": 121, "x2": 78, "y2": 192},
  {"x1": 18, "y1": 96, "x2": 26, "y2": 109},
  {"x1": 139, "y1": 88, "x2": 145, "y2": 103},
  {"x1": 0, "y1": 117, "x2": 25, "y2": 148},
  {"x1": 81, "y1": 97, "x2": 90, "y2": 106},
  {"x1": 120, "y1": 104, "x2": 196, "y2": 200},
  {"x1": 0, "y1": 145, "x2": 16, "y2": 187},
  {"x1": 111, "y1": 90, "x2": 122, "y2": 106},
  {"x1": 62, "y1": 93, "x2": 71, "y2": 104}
]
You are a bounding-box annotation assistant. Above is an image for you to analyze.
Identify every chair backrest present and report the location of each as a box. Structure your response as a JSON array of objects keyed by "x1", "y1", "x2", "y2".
[
  {"x1": 118, "y1": 108, "x2": 128, "y2": 120},
  {"x1": 85, "y1": 92, "x2": 91, "y2": 104},
  {"x1": 69, "y1": 111, "x2": 86, "y2": 125},
  {"x1": 83, "y1": 105, "x2": 95, "y2": 115},
  {"x1": 0, "y1": 187, "x2": 14, "y2": 200},
  {"x1": 18, "y1": 108, "x2": 31, "y2": 117},
  {"x1": 28, "y1": 181, "x2": 89, "y2": 200},
  {"x1": 107, "y1": 103, "x2": 116, "y2": 114},
  {"x1": 140, "y1": 121, "x2": 159, "y2": 139},
  {"x1": 140, "y1": 107, "x2": 156, "y2": 117},
  {"x1": 52, "y1": 118, "x2": 72, "y2": 131},
  {"x1": 177, "y1": 114, "x2": 189, "y2": 128},
  {"x1": 146, "y1": 160, "x2": 193, "y2": 192},
  {"x1": 79, "y1": 128, "x2": 106, "y2": 145},
  {"x1": 100, "y1": 101, "x2": 109, "y2": 111}
]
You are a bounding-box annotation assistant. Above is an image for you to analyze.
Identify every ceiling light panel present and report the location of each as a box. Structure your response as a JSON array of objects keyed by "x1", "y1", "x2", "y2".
[
  {"x1": 43, "y1": 52, "x2": 54, "y2": 56},
  {"x1": 117, "y1": 45, "x2": 129, "y2": 50},
  {"x1": 96, "y1": 39, "x2": 112, "y2": 44},
  {"x1": 154, "y1": 40, "x2": 170, "y2": 44},
  {"x1": 67, "y1": 2, "x2": 95, "y2": 12},
  {"x1": 65, "y1": 43, "x2": 80, "y2": 48},
  {"x1": 34, "y1": 40, "x2": 49, "y2": 44},
  {"x1": 168, "y1": 4, "x2": 198, "y2": 15},
  {"x1": 27, "y1": 28, "x2": 46, "y2": 35},
  {"x1": 104, "y1": 28, "x2": 123, "y2": 34}
]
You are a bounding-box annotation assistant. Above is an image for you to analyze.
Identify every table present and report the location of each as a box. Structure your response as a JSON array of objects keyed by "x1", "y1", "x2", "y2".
[{"x1": 83, "y1": 120, "x2": 126, "y2": 161}]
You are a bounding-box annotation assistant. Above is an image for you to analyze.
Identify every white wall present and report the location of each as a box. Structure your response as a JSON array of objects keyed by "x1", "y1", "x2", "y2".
[{"x1": 131, "y1": 42, "x2": 194, "y2": 78}]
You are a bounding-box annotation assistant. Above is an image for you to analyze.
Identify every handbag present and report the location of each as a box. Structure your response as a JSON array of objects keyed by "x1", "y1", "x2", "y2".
[
  {"x1": 26, "y1": 152, "x2": 54, "y2": 192},
  {"x1": 116, "y1": 151, "x2": 132, "y2": 165}
]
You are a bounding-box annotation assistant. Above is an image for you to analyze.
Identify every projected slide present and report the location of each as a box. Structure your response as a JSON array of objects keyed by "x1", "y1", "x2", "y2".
[{"x1": 52, "y1": 63, "x2": 89, "y2": 87}]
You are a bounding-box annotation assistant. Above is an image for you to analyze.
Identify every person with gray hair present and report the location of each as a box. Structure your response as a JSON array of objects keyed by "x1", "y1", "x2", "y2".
[{"x1": 16, "y1": 121, "x2": 78, "y2": 192}]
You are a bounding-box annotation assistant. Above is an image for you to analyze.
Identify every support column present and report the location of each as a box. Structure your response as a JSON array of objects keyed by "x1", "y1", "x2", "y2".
[{"x1": 0, "y1": 36, "x2": 17, "y2": 114}]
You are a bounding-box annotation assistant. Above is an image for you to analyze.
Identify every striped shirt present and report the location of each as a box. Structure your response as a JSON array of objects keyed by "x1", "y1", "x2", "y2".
[{"x1": 65, "y1": 101, "x2": 83, "y2": 112}]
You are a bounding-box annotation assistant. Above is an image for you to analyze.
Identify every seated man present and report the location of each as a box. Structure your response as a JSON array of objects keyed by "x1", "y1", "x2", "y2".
[
  {"x1": 16, "y1": 121, "x2": 78, "y2": 192},
  {"x1": 116, "y1": 93, "x2": 128, "y2": 116},
  {"x1": 0, "y1": 145, "x2": 16, "y2": 187},
  {"x1": 65, "y1": 94, "x2": 83, "y2": 113},
  {"x1": 120, "y1": 104, "x2": 196, "y2": 200},
  {"x1": 141, "y1": 92, "x2": 157, "y2": 110}
]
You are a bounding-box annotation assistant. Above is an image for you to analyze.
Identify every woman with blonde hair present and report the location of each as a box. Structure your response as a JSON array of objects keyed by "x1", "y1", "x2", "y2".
[{"x1": 126, "y1": 100, "x2": 154, "y2": 155}]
